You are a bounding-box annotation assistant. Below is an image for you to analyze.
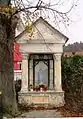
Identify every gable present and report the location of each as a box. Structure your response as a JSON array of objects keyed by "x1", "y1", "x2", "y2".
[{"x1": 16, "y1": 17, "x2": 68, "y2": 44}]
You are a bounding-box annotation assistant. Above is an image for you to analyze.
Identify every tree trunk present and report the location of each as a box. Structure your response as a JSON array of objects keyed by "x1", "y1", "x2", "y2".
[{"x1": 0, "y1": 13, "x2": 18, "y2": 115}]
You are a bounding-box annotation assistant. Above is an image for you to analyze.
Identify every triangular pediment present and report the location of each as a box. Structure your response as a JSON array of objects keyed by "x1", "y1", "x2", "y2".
[{"x1": 16, "y1": 17, "x2": 68, "y2": 44}]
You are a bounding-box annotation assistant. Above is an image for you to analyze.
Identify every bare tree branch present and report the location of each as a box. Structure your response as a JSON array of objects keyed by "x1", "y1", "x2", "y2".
[{"x1": 10, "y1": 0, "x2": 78, "y2": 33}]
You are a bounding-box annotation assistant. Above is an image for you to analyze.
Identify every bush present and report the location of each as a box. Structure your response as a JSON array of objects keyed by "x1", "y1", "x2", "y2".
[{"x1": 62, "y1": 55, "x2": 83, "y2": 112}]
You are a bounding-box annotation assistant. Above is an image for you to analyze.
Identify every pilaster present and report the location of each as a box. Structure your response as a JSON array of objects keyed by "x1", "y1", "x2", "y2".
[
  {"x1": 54, "y1": 53, "x2": 62, "y2": 92},
  {"x1": 21, "y1": 53, "x2": 29, "y2": 92}
]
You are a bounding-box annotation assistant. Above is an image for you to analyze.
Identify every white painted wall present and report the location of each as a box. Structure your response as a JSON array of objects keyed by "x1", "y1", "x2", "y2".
[{"x1": 14, "y1": 70, "x2": 22, "y2": 81}]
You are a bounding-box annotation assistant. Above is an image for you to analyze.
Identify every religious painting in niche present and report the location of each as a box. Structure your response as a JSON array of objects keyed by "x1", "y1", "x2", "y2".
[{"x1": 35, "y1": 61, "x2": 48, "y2": 86}]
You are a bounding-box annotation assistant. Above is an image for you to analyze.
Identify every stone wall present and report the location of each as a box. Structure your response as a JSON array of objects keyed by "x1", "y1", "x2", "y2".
[{"x1": 18, "y1": 91, "x2": 65, "y2": 107}]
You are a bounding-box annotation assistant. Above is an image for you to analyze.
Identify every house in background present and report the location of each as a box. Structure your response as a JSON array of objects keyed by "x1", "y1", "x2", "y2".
[
  {"x1": 15, "y1": 17, "x2": 68, "y2": 107},
  {"x1": 14, "y1": 42, "x2": 22, "y2": 80}
]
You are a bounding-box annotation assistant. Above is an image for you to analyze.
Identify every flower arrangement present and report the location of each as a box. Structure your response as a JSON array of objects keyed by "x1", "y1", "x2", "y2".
[
  {"x1": 35, "y1": 85, "x2": 39, "y2": 92},
  {"x1": 29, "y1": 84, "x2": 47, "y2": 92},
  {"x1": 39, "y1": 84, "x2": 47, "y2": 92}
]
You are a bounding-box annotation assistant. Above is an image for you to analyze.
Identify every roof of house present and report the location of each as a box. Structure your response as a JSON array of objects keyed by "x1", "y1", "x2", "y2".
[{"x1": 15, "y1": 17, "x2": 69, "y2": 43}]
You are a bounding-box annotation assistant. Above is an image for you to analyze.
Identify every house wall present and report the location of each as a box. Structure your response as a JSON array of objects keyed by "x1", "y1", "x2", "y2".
[
  {"x1": 14, "y1": 70, "x2": 22, "y2": 81},
  {"x1": 14, "y1": 61, "x2": 21, "y2": 70},
  {"x1": 14, "y1": 43, "x2": 22, "y2": 80}
]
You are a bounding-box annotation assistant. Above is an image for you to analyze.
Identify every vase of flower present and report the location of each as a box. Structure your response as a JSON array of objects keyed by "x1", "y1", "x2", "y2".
[
  {"x1": 39, "y1": 84, "x2": 46, "y2": 92},
  {"x1": 30, "y1": 88, "x2": 33, "y2": 91},
  {"x1": 29, "y1": 84, "x2": 33, "y2": 91},
  {"x1": 40, "y1": 87, "x2": 43, "y2": 92},
  {"x1": 35, "y1": 86, "x2": 39, "y2": 92},
  {"x1": 43, "y1": 87, "x2": 47, "y2": 92}
]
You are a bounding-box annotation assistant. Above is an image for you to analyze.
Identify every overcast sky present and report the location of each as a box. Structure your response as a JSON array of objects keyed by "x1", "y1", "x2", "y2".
[
  {"x1": 49, "y1": 0, "x2": 83, "y2": 45},
  {"x1": 15, "y1": 0, "x2": 83, "y2": 45},
  {"x1": 65, "y1": 0, "x2": 83, "y2": 44},
  {"x1": 31, "y1": 0, "x2": 83, "y2": 44}
]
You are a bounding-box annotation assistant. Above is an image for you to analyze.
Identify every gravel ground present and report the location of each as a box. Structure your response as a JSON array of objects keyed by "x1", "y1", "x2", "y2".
[
  {"x1": 3, "y1": 109, "x2": 63, "y2": 118},
  {"x1": 17, "y1": 110, "x2": 63, "y2": 118}
]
